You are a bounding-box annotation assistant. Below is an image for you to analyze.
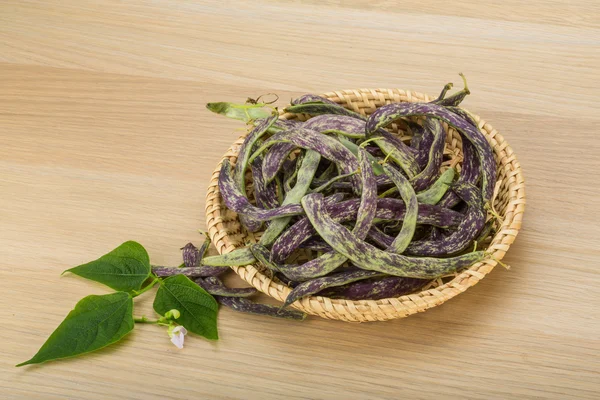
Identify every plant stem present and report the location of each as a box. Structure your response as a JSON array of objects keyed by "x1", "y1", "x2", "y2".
[
  {"x1": 134, "y1": 316, "x2": 159, "y2": 323},
  {"x1": 132, "y1": 276, "x2": 160, "y2": 298}
]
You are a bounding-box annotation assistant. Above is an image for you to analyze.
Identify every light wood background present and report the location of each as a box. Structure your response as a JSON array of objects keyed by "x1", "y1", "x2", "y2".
[{"x1": 1, "y1": 1, "x2": 599, "y2": 399}]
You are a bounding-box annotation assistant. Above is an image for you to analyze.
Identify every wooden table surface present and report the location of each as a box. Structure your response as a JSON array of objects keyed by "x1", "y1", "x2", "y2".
[{"x1": 1, "y1": 1, "x2": 599, "y2": 399}]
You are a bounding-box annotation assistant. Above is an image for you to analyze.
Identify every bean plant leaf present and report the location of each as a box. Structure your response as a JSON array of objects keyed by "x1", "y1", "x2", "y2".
[
  {"x1": 206, "y1": 102, "x2": 272, "y2": 122},
  {"x1": 153, "y1": 275, "x2": 219, "y2": 340},
  {"x1": 17, "y1": 292, "x2": 134, "y2": 367},
  {"x1": 64, "y1": 241, "x2": 151, "y2": 292}
]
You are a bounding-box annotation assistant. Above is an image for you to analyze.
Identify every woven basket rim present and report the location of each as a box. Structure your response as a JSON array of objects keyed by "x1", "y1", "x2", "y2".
[{"x1": 205, "y1": 88, "x2": 526, "y2": 322}]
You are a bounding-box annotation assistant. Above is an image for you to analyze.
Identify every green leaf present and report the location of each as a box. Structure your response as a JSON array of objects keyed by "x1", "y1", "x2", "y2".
[
  {"x1": 153, "y1": 275, "x2": 219, "y2": 340},
  {"x1": 206, "y1": 102, "x2": 271, "y2": 122},
  {"x1": 64, "y1": 241, "x2": 150, "y2": 292},
  {"x1": 17, "y1": 292, "x2": 134, "y2": 367}
]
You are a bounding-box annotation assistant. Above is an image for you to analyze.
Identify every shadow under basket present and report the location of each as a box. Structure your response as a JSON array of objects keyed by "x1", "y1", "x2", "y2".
[{"x1": 205, "y1": 88, "x2": 526, "y2": 322}]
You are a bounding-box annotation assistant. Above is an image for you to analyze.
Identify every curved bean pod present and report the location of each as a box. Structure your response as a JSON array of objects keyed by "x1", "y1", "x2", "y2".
[
  {"x1": 216, "y1": 296, "x2": 307, "y2": 320},
  {"x1": 406, "y1": 183, "x2": 486, "y2": 256},
  {"x1": 291, "y1": 94, "x2": 339, "y2": 106},
  {"x1": 250, "y1": 128, "x2": 361, "y2": 193},
  {"x1": 218, "y1": 159, "x2": 304, "y2": 220},
  {"x1": 250, "y1": 153, "x2": 280, "y2": 209},
  {"x1": 316, "y1": 275, "x2": 427, "y2": 300},
  {"x1": 195, "y1": 277, "x2": 258, "y2": 297},
  {"x1": 372, "y1": 137, "x2": 420, "y2": 178},
  {"x1": 438, "y1": 138, "x2": 480, "y2": 208},
  {"x1": 260, "y1": 150, "x2": 321, "y2": 246},
  {"x1": 408, "y1": 118, "x2": 446, "y2": 191},
  {"x1": 285, "y1": 100, "x2": 417, "y2": 158},
  {"x1": 303, "y1": 114, "x2": 366, "y2": 138},
  {"x1": 301, "y1": 193, "x2": 486, "y2": 279},
  {"x1": 383, "y1": 164, "x2": 418, "y2": 253},
  {"x1": 152, "y1": 265, "x2": 229, "y2": 278},
  {"x1": 235, "y1": 115, "x2": 279, "y2": 231},
  {"x1": 276, "y1": 148, "x2": 377, "y2": 281},
  {"x1": 270, "y1": 199, "x2": 464, "y2": 263},
  {"x1": 365, "y1": 102, "x2": 496, "y2": 203},
  {"x1": 283, "y1": 269, "x2": 385, "y2": 307},
  {"x1": 262, "y1": 142, "x2": 297, "y2": 184}
]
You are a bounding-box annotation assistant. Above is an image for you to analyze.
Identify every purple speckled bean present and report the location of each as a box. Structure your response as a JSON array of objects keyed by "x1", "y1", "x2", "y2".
[
  {"x1": 366, "y1": 226, "x2": 394, "y2": 248},
  {"x1": 298, "y1": 237, "x2": 333, "y2": 252},
  {"x1": 316, "y1": 275, "x2": 427, "y2": 300},
  {"x1": 438, "y1": 138, "x2": 480, "y2": 208},
  {"x1": 218, "y1": 159, "x2": 303, "y2": 220},
  {"x1": 195, "y1": 277, "x2": 257, "y2": 297},
  {"x1": 291, "y1": 94, "x2": 339, "y2": 106},
  {"x1": 250, "y1": 154, "x2": 280, "y2": 209},
  {"x1": 272, "y1": 118, "x2": 302, "y2": 130},
  {"x1": 366, "y1": 102, "x2": 496, "y2": 203},
  {"x1": 406, "y1": 183, "x2": 486, "y2": 256},
  {"x1": 252, "y1": 128, "x2": 361, "y2": 193},
  {"x1": 152, "y1": 265, "x2": 229, "y2": 278},
  {"x1": 301, "y1": 193, "x2": 486, "y2": 278},
  {"x1": 262, "y1": 142, "x2": 297, "y2": 184},
  {"x1": 216, "y1": 296, "x2": 306, "y2": 320},
  {"x1": 270, "y1": 198, "x2": 464, "y2": 263},
  {"x1": 409, "y1": 118, "x2": 446, "y2": 191},
  {"x1": 181, "y1": 242, "x2": 201, "y2": 268},
  {"x1": 277, "y1": 148, "x2": 377, "y2": 281},
  {"x1": 303, "y1": 114, "x2": 366, "y2": 138},
  {"x1": 288, "y1": 97, "x2": 418, "y2": 158},
  {"x1": 234, "y1": 115, "x2": 278, "y2": 231},
  {"x1": 283, "y1": 269, "x2": 385, "y2": 307}
]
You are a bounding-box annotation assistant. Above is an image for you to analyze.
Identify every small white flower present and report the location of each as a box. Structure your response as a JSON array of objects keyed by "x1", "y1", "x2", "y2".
[{"x1": 168, "y1": 325, "x2": 187, "y2": 349}]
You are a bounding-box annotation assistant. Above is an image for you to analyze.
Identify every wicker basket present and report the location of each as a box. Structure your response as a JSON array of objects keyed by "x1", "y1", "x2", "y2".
[{"x1": 205, "y1": 88, "x2": 526, "y2": 322}]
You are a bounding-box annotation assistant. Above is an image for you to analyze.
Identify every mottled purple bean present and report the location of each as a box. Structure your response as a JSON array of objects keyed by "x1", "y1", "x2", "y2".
[
  {"x1": 152, "y1": 265, "x2": 229, "y2": 278},
  {"x1": 235, "y1": 115, "x2": 279, "y2": 231},
  {"x1": 260, "y1": 150, "x2": 321, "y2": 246},
  {"x1": 301, "y1": 193, "x2": 486, "y2": 278},
  {"x1": 438, "y1": 138, "x2": 480, "y2": 208},
  {"x1": 202, "y1": 247, "x2": 256, "y2": 267},
  {"x1": 291, "y1": 94, "x2": 339, "y2": 106},
  {"x1": 250, "y1": 128, "x2": 361, "y2": 193},
  {"x1": 181, "y1": 242, "x2": 201, "y2": 268},
  {"x1": 217, "y1": 296, "x2": 307, "y2": 320},
  {"x1": 218, "y1": 159, "x2": 303, "y2": 220},
  {"x1": 195, "y1": 277, "x2": 258, "y2": 297},
  {"x1": 250, "y1": 153, "x2": 280, "y2": 209},
  {"x1": 271, "y1": 198, "x2": 464, "y2": 263},
  {"x1": 316, "y1": 275, "x2": 427, "y2": 300},
  {"x1": 409, "y1": 118, "x2": 446, "y2": 191},
  {"x1": 431, "y1": 73, "x2": 470, "y2": 107},
  {"x1": 277, "y1": 149, "x2": 377, "y2": 281},
  {"x1": 303, "y1": 114, "x2": 367, "y2": 138},
  {"x1": 283, "y1": 269, "x2": 385, "y2": 307},
  {"x1": 406, "y1": 183, "x2": 486, "y2": 256},
  {"x1": 262, "y1": 142, "x2": 297, "y2": 184},
  {"x1": 366, "y1": 102, "x2": 496, "y2": 203},
  {"x1": 372, "y1": 136, "x2": 420, "y2": 178}
]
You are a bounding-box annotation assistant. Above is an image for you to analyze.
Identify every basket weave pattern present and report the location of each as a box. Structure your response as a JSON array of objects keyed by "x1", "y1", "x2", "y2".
[{"x1": 205, "y1": 89, "x2": 526, "y2": 322}]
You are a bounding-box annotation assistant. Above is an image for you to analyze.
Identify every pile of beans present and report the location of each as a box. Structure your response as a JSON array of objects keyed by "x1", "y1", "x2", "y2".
[{"x1": 202, "y1": 77, "x2": 497, "y2": 306}]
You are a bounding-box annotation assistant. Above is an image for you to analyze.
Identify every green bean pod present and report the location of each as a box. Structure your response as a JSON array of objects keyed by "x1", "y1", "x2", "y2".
[
  {"x1": 260, "y1": 149, "x2": 321, "y2": 246},
  {"x1": 301, "y1": 193, "x2": 486, "y2": 279},
  {"x1": 383, "y1": 164, "x2": 418, "y2": 253}
]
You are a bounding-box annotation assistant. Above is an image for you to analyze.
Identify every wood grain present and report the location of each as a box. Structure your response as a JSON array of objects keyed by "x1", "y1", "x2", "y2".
[{"x1": 1, "y1": 1, "x2": 599, "y2": 399}]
